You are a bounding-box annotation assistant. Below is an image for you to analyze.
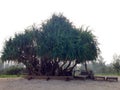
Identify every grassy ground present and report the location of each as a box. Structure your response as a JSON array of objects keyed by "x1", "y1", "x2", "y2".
[
  {"x1": 0, "y1": 74, "x2": 119, "y2": 78},
  {"x1": 0, "y1": 75, "x2": 22, "y2": 78},
  {"x1": 95, "y1": 73, "x2": 120, "y2": 76}
]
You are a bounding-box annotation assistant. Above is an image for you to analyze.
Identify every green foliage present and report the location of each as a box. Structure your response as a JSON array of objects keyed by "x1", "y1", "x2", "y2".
[
  {"x1": 1, "y1": 66, "x2": 24, "y2": 75},
  {"x1": 39, "y1": 14, "x2": 79, "y2": 60},
  {"x1": 1, "y1": 13, "x2": 99, "y2": 76},
  {"x1": 112, "y1": 54, "x2": 120, "y2": 75},
  {"x1": 76, "y1": 28, "x2": 99, "y2": 63}
]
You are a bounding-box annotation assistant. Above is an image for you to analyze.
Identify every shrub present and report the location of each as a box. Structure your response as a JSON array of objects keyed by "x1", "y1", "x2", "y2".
[{"x1": 1, "y1": 66, "x2": 24, "y2": 75}]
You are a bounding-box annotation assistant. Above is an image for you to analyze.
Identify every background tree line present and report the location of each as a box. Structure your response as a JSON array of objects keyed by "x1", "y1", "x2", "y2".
[{"x1": 80, "y1": 54, "x2": 120, "y2": 75}]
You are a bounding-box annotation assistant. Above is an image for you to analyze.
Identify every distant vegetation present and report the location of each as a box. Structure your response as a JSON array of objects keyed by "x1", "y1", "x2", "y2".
[
  {"x1": 80, "y1": 54, "x2": 120, "y2": 75},
  {"x1": 1, "y1": 14, "x2": 99, "y2": 76}
]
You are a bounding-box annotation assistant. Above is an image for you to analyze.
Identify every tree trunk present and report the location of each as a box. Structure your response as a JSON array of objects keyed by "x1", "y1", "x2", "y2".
[
  {"x1": 57, "y1": 61, "x2": 67, "y2": 76},
  {"x1": 85, "y1": 61, "x2": 88, "y2": 72},
  {"x1": 69, "y1": 61, "x2": 77, "y2": 70},
  {"x1": 60, "y1": 61, "x2": 67, "y2": 69},
  {"x1": 64, "y1": 61, "x2": 71, "y2": 70}
]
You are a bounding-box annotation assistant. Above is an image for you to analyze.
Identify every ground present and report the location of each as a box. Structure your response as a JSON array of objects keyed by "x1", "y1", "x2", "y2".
[{"x1": 0, "y1": 77, "x2": 120, "y2": 90}]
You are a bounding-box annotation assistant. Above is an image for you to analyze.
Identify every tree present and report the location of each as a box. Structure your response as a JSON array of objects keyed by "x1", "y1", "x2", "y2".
[
  {"x1": 38, "y1": 14, "x2": 79, "y2": 75},
  {"x1": 1, "y1": 14, "x2": 100, "y2": 76},
  {"x1": 1, "y1": 27, "x2": 41, "y2": 75},
  {"x1": 112, "y1": 54, "x2": 120, "y2": 75}
]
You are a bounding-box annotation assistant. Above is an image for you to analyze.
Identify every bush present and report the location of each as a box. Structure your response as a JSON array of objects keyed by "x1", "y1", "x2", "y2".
[{"x1": 1, "y1": 66, "x2": 24, "y2": 75}]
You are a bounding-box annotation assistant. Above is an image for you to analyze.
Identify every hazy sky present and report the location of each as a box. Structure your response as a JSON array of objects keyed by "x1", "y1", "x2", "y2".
[{"x1": 0, "y1": 0, "x2": 120, "y2": 63}]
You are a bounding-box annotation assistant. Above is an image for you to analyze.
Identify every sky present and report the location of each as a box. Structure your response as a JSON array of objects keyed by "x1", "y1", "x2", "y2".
[{"x1": 0, "y1": 0, "x2": 120, "y2": 64}]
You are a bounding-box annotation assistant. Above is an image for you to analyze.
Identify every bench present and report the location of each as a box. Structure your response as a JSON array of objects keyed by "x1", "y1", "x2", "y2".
[
  {"x1": 106, "y1": 77, "x2": 118, "y2": 82},
  {"x1": 94, "y1": 76, "x2": 106, "y2": 81}
]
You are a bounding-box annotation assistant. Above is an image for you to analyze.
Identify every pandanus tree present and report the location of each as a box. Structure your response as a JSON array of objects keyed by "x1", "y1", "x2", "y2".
[
  {"x1": 1, "y1": 28, "x2": 41, "y2": 75},
  {"x1": 76, "y1": 27, "x2": 100, "y2": 72},
  {"x1": 1, "y1": 14, "x2": 100, "y2": 76},
  {"x1": 37, "y1": 14, "x2": 79, "y2": 75}
]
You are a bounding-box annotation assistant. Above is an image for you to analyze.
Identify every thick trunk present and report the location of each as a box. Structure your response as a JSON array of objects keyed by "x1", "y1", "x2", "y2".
[
  {"x1": 65, "y1": 61, "x2": 77, "y2": 76},
  {"x1": 69, "y1": 61, "x2": 77, "y2": 71},
  {"x1": 55, "y1": 61, "x2": 67, "y2": 76},
  {"x1": 64, "y1": 61, "x2": 71, "y2": 70},
  {"x1": 51, "y1": 60, "x2": 57, "y2": 75},
  {"x1": 69, "y1": 62, "x2": 77, "y2": 72},
  {"x1": 60, "y1": 61, "x2": 67, "y2": 69},
  {"x1": 61, "y1": 61, "x2": 72, "y2": 76}
]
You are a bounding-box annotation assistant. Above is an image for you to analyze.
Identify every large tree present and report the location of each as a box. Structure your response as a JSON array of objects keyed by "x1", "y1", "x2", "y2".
[
  {"x1": 1, "y1": 14, "x2": 100, "y2": 76},
  {"x1": 37, "y1": 14, "x2": 79, "y2": 75}
]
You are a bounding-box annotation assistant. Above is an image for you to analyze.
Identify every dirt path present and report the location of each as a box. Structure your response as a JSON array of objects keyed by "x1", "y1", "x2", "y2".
[{"x1": 0, "y1": 78, "x2": 120, "y2": 90}]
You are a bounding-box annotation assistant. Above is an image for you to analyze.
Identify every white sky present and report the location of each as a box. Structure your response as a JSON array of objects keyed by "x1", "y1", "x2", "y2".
[{"x1": 0, "y1": 0, "x2": 120, "y2": 64}]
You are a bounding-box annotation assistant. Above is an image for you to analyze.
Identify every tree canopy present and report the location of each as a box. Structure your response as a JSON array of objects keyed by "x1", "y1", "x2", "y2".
[{"x1": 1, "y1": 14, "x2": 100, "y2": 76}]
